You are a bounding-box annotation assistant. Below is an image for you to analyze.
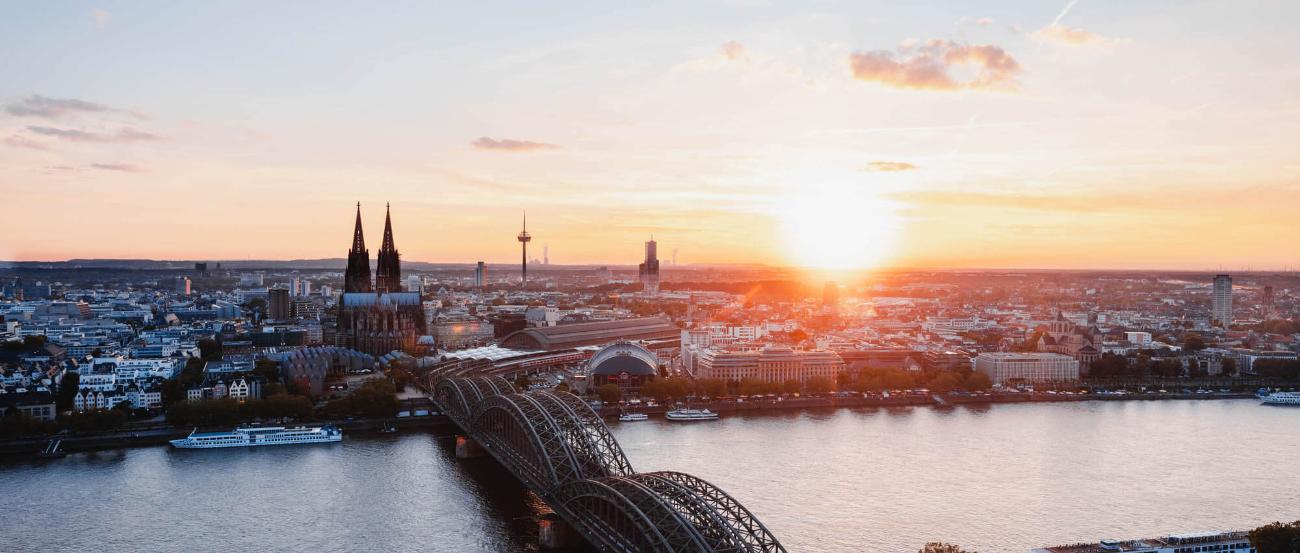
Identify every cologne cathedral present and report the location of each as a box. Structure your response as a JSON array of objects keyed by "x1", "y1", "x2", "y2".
[{"x1": 336, "y1": 203, "x2": 425, "y2": 356}]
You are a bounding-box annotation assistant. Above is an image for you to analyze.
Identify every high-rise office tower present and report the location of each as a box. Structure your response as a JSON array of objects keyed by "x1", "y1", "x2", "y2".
[
  {"x1": 344, "y1": 203, "x2": 372, "y2": 293},
  {"x1": 406, "y1": 275, "x2": 422, "y2": 294},
  {"x1": 543, "y1": 244, "x2": 549, "y2": 265},
  {"x1": 474, "y1": 261, "x2": 487, "y2": 288},
  {"x1": 268, "y1": 287, "x2": 291, "y2": 320},
  {"x1": 374, "y1": 203, "x2": 402, "y2": 293},
  {"x1": 175, "y1": 276, "x2": 191, "y2": 295},
  {"x1": 517, "y1": 212, "x2": 531, "y2": 285},
  {"x1": 1262, "y1": 285, "x2": 1275, "y2": 316},
  {"x1": 639, "y1": 238, "x2": 660, "y2": 294},
  {"x1": 823, "y1": 281, "x2": 839, "y2": 308},
  {"x1": 1212, "y1": 274, "x2": 1233, "y2": 324}
]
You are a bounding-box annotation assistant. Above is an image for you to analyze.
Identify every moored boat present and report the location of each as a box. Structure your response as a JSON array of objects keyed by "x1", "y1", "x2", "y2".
[
  {"x1": 1261, "y1": 392, "x2": 1300, "y2": 406},
  {"x1": 665, "y1": 408, "x2": 719, "y2": 422},
  {"x1": 170, "y1": 425, "x2": 343, "y2": 449},
  {"x1": 618, "y1": 412, "x2": 649, "y2": 422}
]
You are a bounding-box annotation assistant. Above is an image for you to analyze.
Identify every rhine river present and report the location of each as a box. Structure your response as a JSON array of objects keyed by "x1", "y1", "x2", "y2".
[{"x1": 4, "y1": 399, "x2": 1297, "y2": 552}]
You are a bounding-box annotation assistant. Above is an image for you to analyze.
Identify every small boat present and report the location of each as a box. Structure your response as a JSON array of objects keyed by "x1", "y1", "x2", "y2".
[
  {"x1": 1261, "y1": 392, "x2": 1300, "y2": 406},
  {"x1": 665, "y1": 408, "x2": 719, "y2": 422},
  {"x1": 379, "y1": 423, "x2": 398, "y2": 434},
  {"x1": 618, "y1": 412, "x2": 649, "y2": 422}
]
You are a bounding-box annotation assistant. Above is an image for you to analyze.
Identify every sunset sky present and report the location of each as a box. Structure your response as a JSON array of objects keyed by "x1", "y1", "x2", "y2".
[{"x1": 2, "y1": 1, "x2": 1298, "y2": 270}]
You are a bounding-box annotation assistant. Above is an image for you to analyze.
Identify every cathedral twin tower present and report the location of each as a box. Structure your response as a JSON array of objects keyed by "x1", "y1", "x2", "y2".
[
  {"x1": 344, "y1": 202, "x2": 402, "y2": 294},
  {"x1": 338, "y1": 203, "x2": 423, "y2": 356}
]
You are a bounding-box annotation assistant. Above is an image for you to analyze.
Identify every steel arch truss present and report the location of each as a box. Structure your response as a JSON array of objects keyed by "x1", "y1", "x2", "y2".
[
  {"x1": 433, "y1": 376, "x2": 515, "y2": 429},
  {"x1": 430, "y1": 376, "x2": 786, "y2": 553},
  {"x1": 554, "y1": 471, "x2": 788, "y2": 553},
  {"x1": 470, "y1": 390, "x2": 634, "y2": 493}
]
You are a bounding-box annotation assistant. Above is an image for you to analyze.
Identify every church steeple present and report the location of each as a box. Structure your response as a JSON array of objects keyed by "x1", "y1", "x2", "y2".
[
  {"x1": 350, "y1": 202, "x2": 366, "y2": 254},
  {"x1": 375, "y1": 202, "x2": 402, "y2": 294},
  {"x1": 343, "y1": 202, "x2": 373, "y2": 293},
  {"x1": 380, "y1": 202, "x2": 395, "y2": 252}
]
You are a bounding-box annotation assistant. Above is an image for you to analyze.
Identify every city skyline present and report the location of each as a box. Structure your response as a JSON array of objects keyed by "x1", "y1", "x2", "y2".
[{"x1": 4, "y1": 1, "x2": 1300, "y2": 270}]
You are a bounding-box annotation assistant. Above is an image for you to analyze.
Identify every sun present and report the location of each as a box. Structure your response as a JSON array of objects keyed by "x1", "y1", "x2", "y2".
[{"x1": 778, "y1": 188, "x2": 902, "y2": 270}]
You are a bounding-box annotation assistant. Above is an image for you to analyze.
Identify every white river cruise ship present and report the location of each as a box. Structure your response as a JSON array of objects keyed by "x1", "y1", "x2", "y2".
[
  {"x1": 170, "y1": 425, "x2": 343, "y2": 449},
  {"x1": 1031, "y1": 530, "x2": 1255, "y2": 553},
  {"x1": 1261, "y1": 391, "x2": 1300, "y2": 406}
]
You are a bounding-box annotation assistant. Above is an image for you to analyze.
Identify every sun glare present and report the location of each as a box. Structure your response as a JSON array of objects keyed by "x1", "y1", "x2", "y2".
[{"x1": 779, "y1": 188, "x2": 901, "y2": 270}]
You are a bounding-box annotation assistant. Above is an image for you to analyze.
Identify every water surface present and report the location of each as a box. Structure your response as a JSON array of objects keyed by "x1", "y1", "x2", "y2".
[{"x1": 4, "y1": 400, "x2": 1295, "y2": 552}]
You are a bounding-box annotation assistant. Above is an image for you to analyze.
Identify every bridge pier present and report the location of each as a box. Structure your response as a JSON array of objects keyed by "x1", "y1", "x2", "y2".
[
  {"x1": 454, "y1": 435, "x2": 485, "y2": 458},
  {"x1": 537, "y1": 514, "x2": 581, "y2": 549}
]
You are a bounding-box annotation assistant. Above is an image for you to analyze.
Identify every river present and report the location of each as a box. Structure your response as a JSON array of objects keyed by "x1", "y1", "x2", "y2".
[{"x1": 3, "y1": 399, "x2": 1296, "y2": 552}]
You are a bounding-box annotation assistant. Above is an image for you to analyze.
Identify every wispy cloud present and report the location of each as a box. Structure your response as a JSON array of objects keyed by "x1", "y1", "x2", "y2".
[
  {"x1": 90, "y1": 162, "x2": 142, "y2": 172},
  {"x1": 889, "y1": 190, "x2": 1115, "y2": 213},
  {"x1": 976, "y1": 17, "x2": 995, "y2": 26},
  {"x1": 1033, "y1": 23, "x2": 1109, "y2": 45},
  {"x1": 26, "y1": 126, "x2": 162, "y2": 143},
  {"x1": 849, "y1": 39, "x2": 1022, "y2": 91},
  {"x1": 6, "y1": 95, "x2": 107, "y2": 119},
  {"x1": 91, "y1": 9, "x2": 112, "y2": 29},
  {"x1": 1032, "y1": 0, "x2": 1112, "y2": 45},
  {"x1": 863, "y1": 161, "x2": 918, "y2": 172},
  {"x1": 471, "y1": 136, "x2": 559, "y2": 152},
  {"x1": 3, "y1": 135, "x2": 51, "y2": 150}
]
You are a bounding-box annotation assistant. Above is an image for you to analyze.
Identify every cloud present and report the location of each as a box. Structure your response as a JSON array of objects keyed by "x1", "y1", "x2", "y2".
[
  {"x1": 889, "y1": 190, "x2": 1114, "y2": 213},
  {"x1": 471, "y1": 136, "x2": 559, "y2": 152},
  {"x1": 976, "y1": 17, "x2": 995, "y2": 26},
  {"x1": 1033, "y1": 23, "x2": 1107, "y2": 45},
  {"x1": 90, "y1": 163, "x2": 142, "y2": 172},
  {"x1": 91, "y1": 9, "x2": 111, "y2": 28},
  {"x1": 5, "y1": 95, "x2": 110, "y2": 119},
  {"x1": 849, "y1": 39, "x2": 1022, "y2": 91},
  {"x1": 3, "y1": 135, "x2": 52, "y2": 150},
  {"x1": 863, "y1": 161, "x2": 918, "y2": 172},
  {"x1": 26, "y1": 125, "x2": 162, "y2": 143},
  {"x1": 719, "y1": 41, "x2": 749, "y2": 62}
]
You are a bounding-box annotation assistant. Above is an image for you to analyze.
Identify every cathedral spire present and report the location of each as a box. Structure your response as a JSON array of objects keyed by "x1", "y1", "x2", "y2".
[
  {"x1": 344, "y1": 202, "x2": 372, "y2": 293},
  {"x1": 350, "y1": 202, "x2": 366, "y2": 254},
  {"x1": 381, "y1": 202, "x2": 395, "y2": 252},
  {"x1": 375, "y1": 202, "x2": 401, "y2": 294}
]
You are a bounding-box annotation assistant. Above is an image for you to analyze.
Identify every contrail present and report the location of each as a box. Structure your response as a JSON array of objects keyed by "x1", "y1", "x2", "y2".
[{"x1": 1051, "y1": 0, "x2": 1080, "y2": 26}]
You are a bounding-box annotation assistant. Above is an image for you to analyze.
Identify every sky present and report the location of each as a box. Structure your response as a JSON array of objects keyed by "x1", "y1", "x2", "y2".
[{"x1": 2, "y1": 1, "x2": 1298, "y2": 270}]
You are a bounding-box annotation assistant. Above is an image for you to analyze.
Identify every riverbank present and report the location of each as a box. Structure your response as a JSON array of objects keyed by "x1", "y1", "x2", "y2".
[
  {"x1": 3, "y1": 391, "x2": 1265, "y2": 456},
  {"x1": 0, "y1": 415, "x2": 455, "y2": 457},
  {"x1": 595, "y1": 390, "x2": 1261, "y2": 417}
]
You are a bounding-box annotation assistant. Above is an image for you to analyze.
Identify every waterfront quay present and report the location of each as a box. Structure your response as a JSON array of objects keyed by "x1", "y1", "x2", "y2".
[
  {"x1": 594, "y1": 389, "x2": 1258, "y2": 417},
  {"x1": 0, "y1": 415, "x2": 454, "y2": 456}
]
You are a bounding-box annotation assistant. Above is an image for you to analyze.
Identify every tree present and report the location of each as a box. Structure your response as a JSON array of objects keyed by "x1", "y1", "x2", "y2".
[
  {"x1": 1183, "y1": 333, "x2": 1207, "y2": 352},
  {"x1": 1220, "y1": 357, "x2": 1238, "y2": 377},
  {"x1": 920, "y1": 543, "x2": 976, "y2": 553},
  {"x1": 781, "y1": 379, "x2": 802, "y2": 395},
  {"x1": 1089, "y1": 354, "x2": 1130, "y2": 379},
  {"x1": 806, "y1": 376, "x2": 834, "y2": 395},
  {"x1": 926, "y1": 372, "x2": 963, "y2": 394},
  {"x1": 963, "y1": 372, "x2": 992, "y2": 391},
  {"x1": 252, "y1": 359, "x2": 281, "y2": 383},
  {"x1": 197, "y1": 338, "x2": 221, "y2": 361},
  {"x1": 1249, "y1": 521, "x2": 1300, "y2": 553},
  {"x1": 596, "y1": 384, "x2": 622, "y2": 404},
  {"x1": 56, "y1": 372, "x2": 81, "y2": 411}
]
